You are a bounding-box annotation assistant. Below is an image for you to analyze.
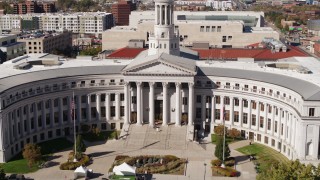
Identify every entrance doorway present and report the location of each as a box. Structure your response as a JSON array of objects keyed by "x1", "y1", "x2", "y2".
[
  {"x1": 155, "y1": 100, "x2": 163, "y2": 125},
  {"x1": 249, "y1": 132, "x2": 254, "y2": 140}
]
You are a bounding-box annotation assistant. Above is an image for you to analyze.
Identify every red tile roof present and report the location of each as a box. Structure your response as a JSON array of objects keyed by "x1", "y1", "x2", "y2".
[
  {"x1": 106, "y1": 47, "x2": 146, "y2": 59},
  {"x1": 194, "y1": 46, "x2": 308, "y2": 61}
]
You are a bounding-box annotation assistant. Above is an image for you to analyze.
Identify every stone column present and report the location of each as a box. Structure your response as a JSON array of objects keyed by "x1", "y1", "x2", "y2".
[
  {"x1": 162, "y1": 82, "x2": 168, "y2": 126},
  {"x1": 239, "y1": 97, "x2": 243, "y2": 127},
  {"x1": 188, "y1": 83, "x2": 194, "y2": 126},
  {"x1": 0, "y1": 115, "x2": 4, "y2": 151},
  {"x1": 264, "y1": 103, "x2": 268, "y2": 134},
  {"x1": 156, "y1": 5, "x2": 159, "y2": 25},
  {"x1": 230, "y1": 97, "x2": 234, "y2": 126},
  {"x1": 124, "y1": 82, "x2": 130, "y2": 125},
  {"x1": 175, "y1": 82, "x2": 181, "y2": 126},
  {"x1": 42, "y1": 100, "x2": 46, "y2": 130},
  {"x1": 220, "y1": 95, "x2": 225, "y2": 122},
  {"x1": 96, "y1": 94, "x2": 101, "y2": 121},
  {"x1": 58, "y1": 98, "x2": 63, "y2": 125},
  {"x1": 165, "y1": 5, "x2": 168, "y2": 25},
  {"x1": 106, "y1": 93, "x2": 110, "y2": 121},
  {"x1": 256, "y1": 101, "x2": 260, "y2": 131},
  {"x1": 284, "y1": 111, "x2": 288, "y2": 141},
  {"x1": 271, "y1": 106, "x2": 275, "y2": 136},
  {"x1": 248, "y1": 99, "x2": 252, "y2": 129},
  {"x1": 26, "y1": 104, "x2": 31, "y2": 134},
  {"x1": 115, "y1": 93, "x2": 120, "y2": 120},
  {"x1": 278, "y1": 108, "x2": 282, "y2": 139},
  {"x1": 159, "y1": 5, "x2": 163, "y2": 25},
  {"x1": 137, "y1": 82, "x2": 142, "y2": 125},
  {"x1": 149, "y1": 82, "x2": 155, "y2": 127},
  {"x1": 50, "y1": 99, "x2": 54, "y2": 128},
  {"x1": 201, "y1": 95, "x2": 206, "y2": 128},
  {"x1": 87, "y1": 95, "x2": 91, "y2": 122},
  {"x1": 76, "y1": 95, "x2": 81, "y2": 122}
]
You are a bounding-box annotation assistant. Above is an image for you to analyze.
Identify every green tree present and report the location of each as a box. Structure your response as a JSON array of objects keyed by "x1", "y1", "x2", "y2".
[
  {"x1": 257, "y1": 160, "x2": 320, "y2": 180},
  {"x1": 75, "y1": 135, "x2": 86, "y2": 159},
  {"x1": 214, "y1": 136, "x2": 230, "y2": 161},
  {"x1": 22, "y1": 144, "x2": 42, "y2": 168},
  {"x1": 0, "y1": 166, "x2": 6, "y2": 180},
  {"x1": 79, "y1": 46, "x2": 102, "y2": 56}
]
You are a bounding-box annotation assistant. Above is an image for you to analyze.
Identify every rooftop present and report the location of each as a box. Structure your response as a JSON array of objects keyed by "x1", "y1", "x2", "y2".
[
  {"x1": 194, "y1": 46, "x2": 307, "y2": 61},
  {"x1": 106, "y1": 47, "x2": 146, "y2": 59}
]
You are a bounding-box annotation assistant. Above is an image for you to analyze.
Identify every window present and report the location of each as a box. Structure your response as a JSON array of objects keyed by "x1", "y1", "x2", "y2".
[
  {"x1": 217, "y1": 26, "x2": 221, "y2": 32},
  {"x1": 200, "y1": 26, "x2": 204, "y2": 32},
  {"x1": 91, "y1": 107, "x2": 96, "y2": 118},
  {"x1": 225, "y1": 110, "x2": 230, "y2": 121},
  {"x1": 244, "y1": 85, "x2": 249, "y2": 91},
  {"x1": 264, "y1": 136, "x2": 268, "y2": 144},
  {"x1": 215, "y1": 96, "x2": 220, "y2": 104},
  {"x1": 281, "y1": 123, "x2": 284, "y2": 135},
  {"x1": 120, "y1": 106, "x2": 125, "y2": 116},
  {"x1": 224, "y1": 97, "x2": 230, "y2": 105},
  {"x1": 259, "y1": 116, "x2": 264, "y2": 128},
  {"x1": 253, "y1": 86, "x2": 257, "y2": 92},
  {"x1": 101, "y1": 123, "x2": 107, "y2": 130},
  {"x1": 211, "y1": 26, "x2": 216, "y2": 32},
  {"x1": 196, "y1": 108, "x2": 202, "y2": 118},
  {"x1": 222, "y1": 36, "x2": 226, "y2": 42},
  {"x1": 267, "y1": 119, "x2": 271, "y2": 130},
  {"x1": 101, "y1": 107, "x2": 106, "y2": 117},
  {"x1": 206, "y1": 96, "x2": 211, "y2": 103},
  {"x1": 215, "y1": 109, "x2": 220, "y2": 119},
  {"x1": 251, "y1": 115, "x2": 256, "y2": 126},
  {"x1": 257, "y1": 134, "x2": 261, "y2": 142},
  {"x1": 274, "y1": 121, "x2": 278, "y2": 133},
  {"x1": 243, "y1": 100, "x2": 248, "y2": 108},
  {"x1": 182, "y1": 97, "x2": 188, "y2": 105},
  {"x1": 110, "y1": 94, "x2": 115, "y2": 101},
  {"x1": 120, "y1": 94, "x2": 124, "y2": 101},
  {"x1": 38, "y1": 116, "x2": 42, "y2": 127},
  {"x1": 206, "y1": 108, "x2": 211, "y2": 119},
  {"x1": 268, "y1": 105, "x2": 272, "y2": 113},
  {"x1": 196, "y1": 95, "x2": 202, "y2": 103},
  {"x1": 111, "y1": 123, "x2": 116, "y2": 130},
  {"x1": 81, "y1": 95, "x2": 86, "y2": 103},
  {"x1": 234, "y1": 111, "x2": 239, "y2": 122},
  {"x1": 91, "y1": 94, "x2": 96, "y2": 102},
  {"x1": 110, "y1": 106, "x2": 115, "y2": 117},
  {"x1": 101, "y1": 94, "x2": 106, "y2": 102},
  {"x1": 243, "y1": 113, "x2": 248, "y2": 124},
  {"x1": 63, "y1": 97, "x2": 67, "y2": 106},
  {"x1": 309, "y1": 108, "x2": 315, "y2": 117},
  {"x1": 260, "y1": 103, "x2": 264, "y2": 111},
  {"x1": 252, "y1": 101, "x2": 256, "y2": 109},
  {"x1": 235, "y1": 83, "x2": 240, "y2": 89},
  {"x1": 206, "y1": 26, "x2": 210, "y2": 32},
  {"x1": 234, "y1": 98, "x2": 239, "y2": 106},
  {"x1": 228, "y1": 36, "x2": 232, "y2": 40}
]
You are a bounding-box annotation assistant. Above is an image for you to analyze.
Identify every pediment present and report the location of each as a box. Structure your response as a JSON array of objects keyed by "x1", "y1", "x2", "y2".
[{"x1": 124, "y1": 61, "x2": 193, "y2": 75}]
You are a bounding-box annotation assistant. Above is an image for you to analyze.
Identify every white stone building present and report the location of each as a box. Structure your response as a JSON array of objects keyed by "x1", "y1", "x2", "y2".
[
  {"x1": 103, "y1": 10, "x2": 277, "y2": 50},
  {"x1": 0, "y1": 0, "x2": 319, "y2": 166},
  {"x1": 0, "y1": 34, "x2": 25, "y2": 63},
  {"x1": 0, "y1": 12, "x2": 114, "y2": 35}
]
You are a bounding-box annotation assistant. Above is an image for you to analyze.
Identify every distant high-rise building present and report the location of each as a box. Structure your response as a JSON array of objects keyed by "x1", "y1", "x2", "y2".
[
  {"x1": 112, "y1": 0, "x2": 136, "y2": 26},
  {"x1": 13, "y1": 0, "x2": 56, "y2": 14}
]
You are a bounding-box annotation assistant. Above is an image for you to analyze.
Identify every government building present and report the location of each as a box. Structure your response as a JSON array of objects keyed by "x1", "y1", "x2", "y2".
[{"x1": 0, "y1": 0, "x2": 319, "y2": 165}]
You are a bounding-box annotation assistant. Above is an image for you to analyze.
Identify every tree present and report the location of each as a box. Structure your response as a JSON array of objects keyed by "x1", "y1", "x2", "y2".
[
  {"x1": 257, "y1": 160, "x2": 320, "y2": 180},
  {"x1": 22, "y1": 144, "x2": 42, "y2": 168},
  {"x1": 214, "y1": 136, "x2": 230, "y2": 161},
  {"x1": 75, "y1": 134, "x2": 86, "y2": 159},
  {"x1": 228, "y1": 128, "x2": 240, "y2": 140},
  {"x1": 214, "y1": 124, "x2": 226, "y2": 136},
  {"x1": 0, "y1": 166, "x2": 6, "y2": 180},
  {"x1": 284, "y1": 24, "x2": 289, "y2": 32}
]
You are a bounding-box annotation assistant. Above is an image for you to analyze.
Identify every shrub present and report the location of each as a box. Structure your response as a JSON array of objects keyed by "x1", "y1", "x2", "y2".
[
  {"x1": 115, "y1": 155, "x2": 129, "y2": 161},
  {"x1": 225, "y1": 159, "x2": 235, "y2": 167},
  {"x1": 59, "y1": 154, "x2": 90, "y2": 170},
  {"x1": 212, "y1": 166, "x2": 238, "y2": 177},
  {"x1": 211, "y1": 159, "x2": 222, "y2": 167}
]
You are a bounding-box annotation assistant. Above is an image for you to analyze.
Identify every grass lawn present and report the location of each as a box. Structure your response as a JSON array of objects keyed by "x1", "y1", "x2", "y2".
[
  {"x1": 236, "y1": 143, "x2": 289, "y2": 173},
  {"x1": 110, "y1": 175, "x2": 136, "y2": 180},
  {"x1": 211, "y1": 134, "x2": 243, "y2": 145},
  {"x1": 82, "y1": 130, "x2": 120, "y2": 142},
  {"x1": 1, "y1": 137, "x2": 73, "y2": 174}
]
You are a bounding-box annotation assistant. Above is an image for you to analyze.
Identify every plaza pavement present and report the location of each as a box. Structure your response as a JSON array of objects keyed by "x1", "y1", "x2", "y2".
[{"x1": 25, "y1": 125, "x2": 256, "y2": 180}]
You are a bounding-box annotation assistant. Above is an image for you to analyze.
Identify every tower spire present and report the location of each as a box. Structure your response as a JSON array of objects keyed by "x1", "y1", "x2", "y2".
[{"x1": 148, "y1": 0, "x2": 180, "y2": 56}]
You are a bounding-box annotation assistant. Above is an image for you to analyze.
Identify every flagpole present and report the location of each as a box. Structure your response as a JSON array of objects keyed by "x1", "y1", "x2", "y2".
[
  {"x1": 73, "y1": 91, "x2": 77, "y2": 162},
  {"x1": 221, "y1": 104, "x2": 226, "y2": 168}
]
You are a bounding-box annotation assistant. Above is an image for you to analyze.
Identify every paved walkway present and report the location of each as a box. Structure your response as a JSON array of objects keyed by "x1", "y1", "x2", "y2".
[{"x1": 24, "y1": 126, "x2": 256, "y2": 180}]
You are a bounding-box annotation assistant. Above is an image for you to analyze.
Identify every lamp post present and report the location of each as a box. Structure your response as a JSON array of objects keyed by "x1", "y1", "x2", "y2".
[{"x1": 204, "y1": 163, "x2": 207, "y2": 180}]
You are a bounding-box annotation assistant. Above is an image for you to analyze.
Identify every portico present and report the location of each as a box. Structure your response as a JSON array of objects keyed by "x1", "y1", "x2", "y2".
[{"x1": 122, "y1": 53, "x2": 197, "y2": 127}]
